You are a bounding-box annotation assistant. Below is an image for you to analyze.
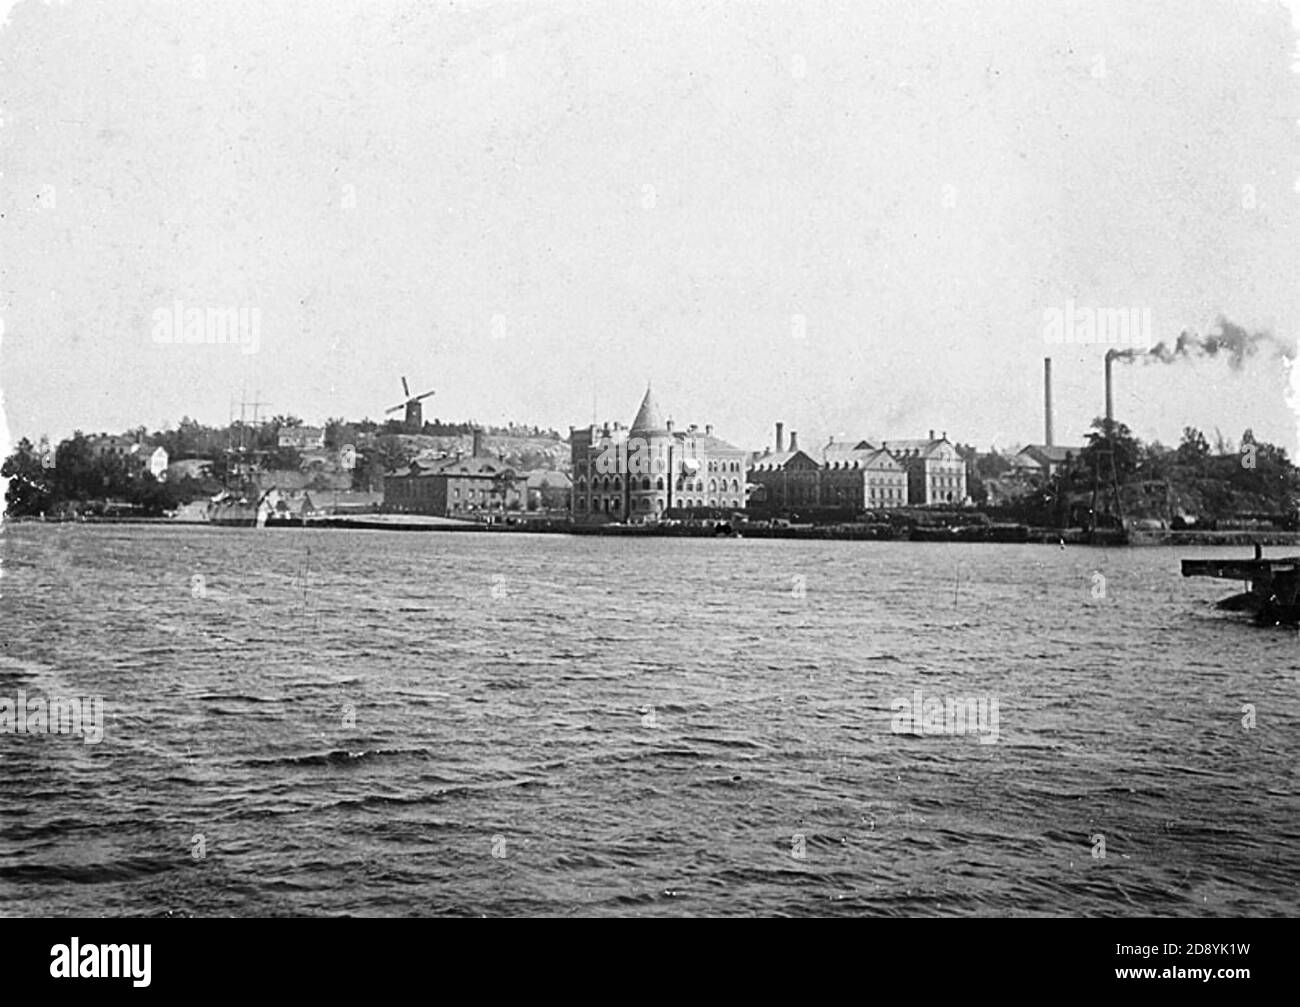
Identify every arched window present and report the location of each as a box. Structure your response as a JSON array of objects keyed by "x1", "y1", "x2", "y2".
[
  {"x1": 577, "y1": 477, "x2": 586, "y2": 491},
  {"x1": 731, "y1": 480, "x2": 739, "y2": 492},
  {"x1": 640, "y1": 498, "x2": 650, "y2": 511},
  {"x1": 613, "y1": 477, "x2": 621, "y2": 491},
  {"x1": 656, "y1": 477, "x2": 664, "y2": 490},
  {"x1": 602, "y1": 476, "x2": 610, "y2": 491},
  {"x1": 709, "y1": 479, "x2": 716, "y2": 492},
  {"x1": 641, "y1": 477, "x2": 651, "y2": 491}
]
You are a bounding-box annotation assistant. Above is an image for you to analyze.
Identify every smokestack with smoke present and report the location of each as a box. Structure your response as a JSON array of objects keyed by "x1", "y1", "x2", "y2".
[
  {"x1": 1105, "y1": 317, "x2": 1291, "y2": 425},
  {"x1": 1105, "y1": 352, "x2": 1113, "y2": 424},
  {"x1": 1108, "y1": 317, "x2": 1291, "y2": 370}
]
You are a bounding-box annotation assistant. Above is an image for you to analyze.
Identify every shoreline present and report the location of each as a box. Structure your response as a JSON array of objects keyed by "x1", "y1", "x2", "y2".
[{"x1": 8, "y1": 514, "x2": 1299, "y2": 546}]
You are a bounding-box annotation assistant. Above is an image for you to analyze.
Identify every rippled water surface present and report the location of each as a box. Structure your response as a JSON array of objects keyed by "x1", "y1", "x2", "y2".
[{"x1": 1, "y1": 524, "x2": 1297, "y2": 917}]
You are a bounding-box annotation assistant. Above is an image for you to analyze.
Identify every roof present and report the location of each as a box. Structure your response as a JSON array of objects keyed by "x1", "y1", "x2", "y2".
[
  {"x1": 822, "y1": 440, "x2": 860, "y2": 462},
  {"x1": 1019, "y1": 444, "x2": 1083, "y2": 464},
  {"x1": 884, "y1": 438, "x2": 949, "y2": 457},
  {"x1": 683, "y1": 432, "x2": 744, "y2": 453},
  {"x1": 819, "y1": 444, "x2": 904, "y2": 470},
  {"x1": 630, "y1": 386, "x2": 667, "y2": 434},
  {"x1": 855, "y1": 447, "x2": 903, "y2": 470},
  {"x1": 749, "y1": 449, "x2": 820, "y2": 471},
  {"x1": 394, "y1": 456, "x2": 516, "y2": 478}
]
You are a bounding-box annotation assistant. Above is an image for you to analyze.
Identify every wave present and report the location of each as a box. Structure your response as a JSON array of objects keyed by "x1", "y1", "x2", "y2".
[
  {"x1": 0, "y1": 856, "x2": 177, "y2": 885},
  {"x1": 242, "y1": 747, "x2": 432, "y2": 769}
]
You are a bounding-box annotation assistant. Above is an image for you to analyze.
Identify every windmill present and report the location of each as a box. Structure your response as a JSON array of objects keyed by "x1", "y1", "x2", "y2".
[{"x1": 386, "y1": 376, "x2": 436, "y2": 433}]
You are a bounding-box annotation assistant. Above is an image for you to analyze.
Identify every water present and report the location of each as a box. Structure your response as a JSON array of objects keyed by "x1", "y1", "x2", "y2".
[{"x1": 1, "y1": 524, "x2": 1296, "y2": 917}]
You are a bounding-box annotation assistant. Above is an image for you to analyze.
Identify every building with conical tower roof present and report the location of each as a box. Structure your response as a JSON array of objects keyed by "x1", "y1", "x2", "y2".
[
  {"x1": 629, "y1": 385, "x2": 667, "y2": 434},
  {"x1": 570, "y1": 386, "x2": 749, "y2": 521}
]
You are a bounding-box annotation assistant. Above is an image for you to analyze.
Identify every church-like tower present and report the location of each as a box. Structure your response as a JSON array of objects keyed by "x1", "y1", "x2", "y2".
[
  {"x1": 569, "y1": 386, "x2": 749, "y2": 521},
  {"x1": 626, "y1": 386, "x2": 674, "y2": 516}
]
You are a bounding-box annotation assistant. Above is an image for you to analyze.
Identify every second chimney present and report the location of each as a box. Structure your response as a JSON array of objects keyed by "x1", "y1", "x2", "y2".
[
  {"x1": 1105, "y1": 351, "x2": 1115, "y2": 425},
  {"x1": 1044, "y1": 357, "x2": 1054, "y2": 447},
  {"x1": 789, "y1": 430, "x2": 799, "y2": 452},
  {"x1": 775, "y1": 421, "x2": 785, "y2": 453},
  {"x1": 472, "y1": 427, "x2": 483, "y2": 458}
]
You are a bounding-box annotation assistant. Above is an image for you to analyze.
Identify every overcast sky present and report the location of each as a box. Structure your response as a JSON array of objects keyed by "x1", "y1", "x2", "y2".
[{"x1": 2, "y1": 0, "x2": 1298, "y2": 456}]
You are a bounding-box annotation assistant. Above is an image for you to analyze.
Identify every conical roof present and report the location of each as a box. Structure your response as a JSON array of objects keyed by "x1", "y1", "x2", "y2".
[{"x1": 630, "y1": 386, "x2": 667, "y2": 433}]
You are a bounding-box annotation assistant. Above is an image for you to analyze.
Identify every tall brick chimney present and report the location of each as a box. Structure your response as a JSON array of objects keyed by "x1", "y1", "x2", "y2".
[
  {"x1": 789, "y1": 430, "x2": 799, "y2": 452},
  {"x1": 776, "y1": 422, "x2": 784, "y2": 453},
  {"x1": 1044, "y1": 357, "x2": 1054, "y2": 447},
  {"x1": 471, "y1": 427, "x2": 482, "y2": 458},
  {"x1": 1105, "y1": 351, "x2": 1115, "y2": 424}
]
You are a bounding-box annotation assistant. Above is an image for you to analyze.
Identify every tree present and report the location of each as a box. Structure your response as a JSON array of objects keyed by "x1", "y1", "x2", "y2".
[
  {"x1": 53, "y1": 433, "x2": 99, "y2": 502},
  {"x1": 323, "y1": 417, "x2": 349, "y2": 450},
  {"x1": 1177, "y1": 426, "x2": 1210, "y2": 463},
  {"x1": 974, "y1": 448, "x2": 1011, "y2": 481},
  {"x1": 263, "y1": 446, "x2": 302, "y2": 471},
  {"x1": 1140, "y1": 441, "x2": 1173, "y2": 482},
  {"x1": 1079, "y1": 418, "x2": 1140, "y2": 485},
  {"x1": 2, "y1": 438, "x2": 54, "y2": 516}
]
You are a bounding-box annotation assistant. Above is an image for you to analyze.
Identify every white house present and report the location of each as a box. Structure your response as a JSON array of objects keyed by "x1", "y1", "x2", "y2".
[{"x1": 132, "y1": 444, "x2": 169, "y2": 480}]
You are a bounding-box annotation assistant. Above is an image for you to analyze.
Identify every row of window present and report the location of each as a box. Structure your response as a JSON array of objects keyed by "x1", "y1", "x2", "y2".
[
  {"x1": 574, "y1": 457, "x2": 743, "y2": 476},
  {"x1": 389, "y1": 482, "x2": 514, "y2": 503},
  {"x1": 575, "y1": 497, "x2": 742, "y2": 512},
  {"x1": 577, "y1": 476, "x2": 742, "y2": 493},
  {"x1": 452, "y1": 487, "x2": 504, "y2": 502}
]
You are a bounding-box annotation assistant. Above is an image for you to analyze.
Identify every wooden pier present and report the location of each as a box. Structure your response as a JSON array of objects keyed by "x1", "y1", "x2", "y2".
[{"x1": 1181, "y1": 549, "x2": 1300, "y2": 624}]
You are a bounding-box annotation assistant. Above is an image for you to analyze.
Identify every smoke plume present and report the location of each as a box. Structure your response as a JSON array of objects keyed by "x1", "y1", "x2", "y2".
[{"x1": 1106, "y1": 317, "x2": 1292, "y2": 369}]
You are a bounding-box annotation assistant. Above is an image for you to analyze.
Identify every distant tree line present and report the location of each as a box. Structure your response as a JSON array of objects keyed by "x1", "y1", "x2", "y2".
[
  {"x1": 4, "y1": 413, "x2": 571, "y2": 515},
  {"x1": 985, "y1": 419, "x2": 1299, "y2": 527},
  {"x1": 2, "y1": 435, "x2": 191, "y2": 517}
]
